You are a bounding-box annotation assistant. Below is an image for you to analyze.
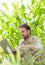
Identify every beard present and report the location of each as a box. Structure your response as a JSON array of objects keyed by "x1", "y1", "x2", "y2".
[{"x1": 22, "y1": 34, "x2": 30, "y2": 40}]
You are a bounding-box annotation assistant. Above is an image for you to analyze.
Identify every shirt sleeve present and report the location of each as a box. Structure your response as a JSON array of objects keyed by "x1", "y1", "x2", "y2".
[{"x1": 35, "y1": 38, "x2": 43, "y2": 49}]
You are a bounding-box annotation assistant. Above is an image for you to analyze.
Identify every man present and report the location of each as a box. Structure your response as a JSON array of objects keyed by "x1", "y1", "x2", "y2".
[
  {"x1": 19, "y1": 23, "x2": 43, "y2": 50},
  {"x1": 18, "y1": 24, "x2": 43, "y2": 65}
]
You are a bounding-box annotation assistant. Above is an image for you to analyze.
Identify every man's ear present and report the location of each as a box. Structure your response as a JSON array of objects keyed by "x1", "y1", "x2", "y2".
[{"x1": 28, "y1": 29, "x2": 30, "y2": 34}]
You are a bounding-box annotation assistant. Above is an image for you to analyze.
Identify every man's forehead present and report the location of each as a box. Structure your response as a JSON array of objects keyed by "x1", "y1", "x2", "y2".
[{"x1": 20, "y1": 27, "x2": 27, "y2": 31}]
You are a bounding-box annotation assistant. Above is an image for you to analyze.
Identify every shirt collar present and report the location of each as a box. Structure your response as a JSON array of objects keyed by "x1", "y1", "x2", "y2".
[{"x1": 22, "y1": 36, "x2": 32, "y2": 44}]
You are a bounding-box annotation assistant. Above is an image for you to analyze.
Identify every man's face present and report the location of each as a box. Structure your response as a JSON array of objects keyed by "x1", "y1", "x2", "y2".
[{"x1": 19, "y1": 27, "x2": 30, "y2": 39}]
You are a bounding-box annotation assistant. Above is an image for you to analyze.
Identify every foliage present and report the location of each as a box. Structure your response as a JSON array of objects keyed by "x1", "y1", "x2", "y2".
[
  {"x1": 0, "y1": 47, "x2": 20, "y2": 65},
  {"x1": 0, "y1": 0, "x2": 45, "y2": 48},
  {"x1": 0, "y1": 48, "x2": 45, "y2": 65},
  {"x1": 0, "y1": 0, "x2": 45, "y2": 65}
]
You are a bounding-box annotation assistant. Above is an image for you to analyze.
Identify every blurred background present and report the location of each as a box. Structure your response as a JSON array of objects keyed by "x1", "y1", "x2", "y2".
[{"x1": 0, "y1": 0, "x2": 45, "y2": 65}]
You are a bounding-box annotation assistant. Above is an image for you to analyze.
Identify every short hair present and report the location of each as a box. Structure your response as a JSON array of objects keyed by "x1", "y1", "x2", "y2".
[{"x1": 19, "y1": 24, "x2": 31, "y2": 34}]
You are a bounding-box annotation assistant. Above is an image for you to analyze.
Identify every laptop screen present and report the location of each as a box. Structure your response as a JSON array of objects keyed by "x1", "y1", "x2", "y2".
[{"x1": 0, "y1": 39, "x2": 13, "y2": 54}]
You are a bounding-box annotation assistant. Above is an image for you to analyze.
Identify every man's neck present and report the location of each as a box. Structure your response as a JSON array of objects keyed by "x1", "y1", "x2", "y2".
[{"x1": 24, "y1": 35, "x2": 31, "y2": 43}]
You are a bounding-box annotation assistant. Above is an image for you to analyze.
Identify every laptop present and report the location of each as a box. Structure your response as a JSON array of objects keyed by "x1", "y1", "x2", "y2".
[{"x1": 0, "y1": 39, "x2": 16, "y2": 54}]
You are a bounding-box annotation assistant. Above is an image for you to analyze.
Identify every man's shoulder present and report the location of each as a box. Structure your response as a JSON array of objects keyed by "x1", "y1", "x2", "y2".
[
  {"x1": 31, "y1": 36, "x2": 40, "y2": 41},
  {"x1": 31, "y1": 36, "x2": 39, "y2": 39},
  {"x1": 31, "y1": 36, "x2": 43, "y2": 48},
  {"x1": 31, "y1": 36, "x2": 38, "y2": 38}
]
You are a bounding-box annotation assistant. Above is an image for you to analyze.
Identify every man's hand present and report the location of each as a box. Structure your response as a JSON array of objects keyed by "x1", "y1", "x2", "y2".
[{"x1": 29, "y1": 45, "x2": 36, "y2": 51}]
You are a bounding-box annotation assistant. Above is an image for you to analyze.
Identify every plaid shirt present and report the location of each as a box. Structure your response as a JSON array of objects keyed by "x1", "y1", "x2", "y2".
[
  {"x1": 19, "y1": 36, "x2": 43, "y2": 65},
  {"x1": 19, "y1": 36, "x2": 43, "y2": 49}
]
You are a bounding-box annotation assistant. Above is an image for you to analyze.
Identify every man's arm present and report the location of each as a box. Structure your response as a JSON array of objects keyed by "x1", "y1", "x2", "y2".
[
  {"x1": 18, "y1": 45, "x2": 36, "y2": 51},
  {"x1": 19, "y1": 39, "x2": 43, "y2": 51},
  {"x1": 34, "y1": 39, "x2": 43, "y2": 49},
  {"x1": 18, "y1": 37, "x2": 43, "y2": 51}
]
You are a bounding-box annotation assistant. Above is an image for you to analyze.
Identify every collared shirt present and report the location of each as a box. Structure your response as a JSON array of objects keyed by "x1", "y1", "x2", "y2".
[
  {"x1": 19, "y1": 36, "x2": 43, "y2": 49},
  {"x1": 19, "y1": 36, "x2": 43, "y2": 65}
]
